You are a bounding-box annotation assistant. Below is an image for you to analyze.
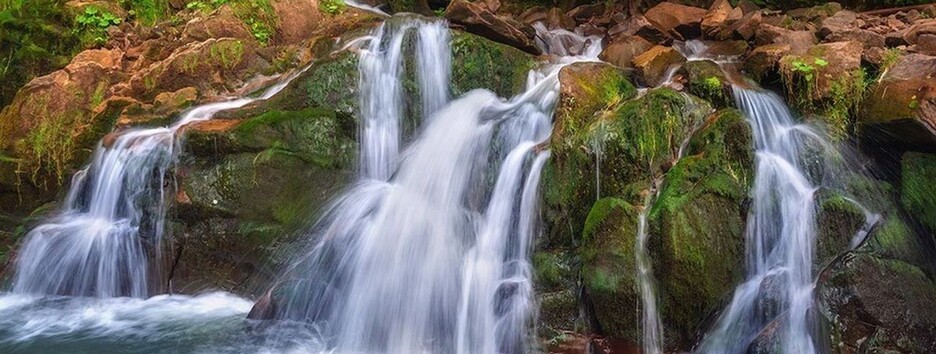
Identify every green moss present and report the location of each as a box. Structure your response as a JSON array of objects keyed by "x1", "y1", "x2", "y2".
[
  {"x1": 815, "y1": 190, "x2": 866, "y2": 267},
  {"x1": 450, "y1": 31, "x2": 536, "y2": 98},
  {"x1": 781, "y1": 48, "x2": 868, "y2": 140},
  {"x1": 901, "y1": 152, "x2": 936, "y2": 231},
  {"x1": 209, "y1": 39, "x2": 245, "y2": 70},
  {"x1": 233, "y1": 108, "x2": 356, "y2": 168},
  {"x1": 318, "y1": 0, "x2": 346, "y2": 15},
  {"x1": 122, "y1": 0, "x2": 169, "y2": 26},
  {"x1": 229, "y1": 0, "x2": 277, "y2": 44},
  {"x1": 682, "y1": 60, "x2": 731, "y2": 108}
]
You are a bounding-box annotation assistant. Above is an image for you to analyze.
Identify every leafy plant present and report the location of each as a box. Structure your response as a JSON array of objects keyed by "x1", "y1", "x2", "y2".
[
  {"x1": 74, "y1": 6, "x2": 121, "y2": 46},
  {"x1": 319, "y1": 0, "x2": 345, "y2": 15}
]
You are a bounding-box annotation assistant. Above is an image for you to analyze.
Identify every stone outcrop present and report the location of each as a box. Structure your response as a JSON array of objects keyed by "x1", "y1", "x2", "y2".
[{"x1": 444, "y1": 0, "x2": 540, "y2": 55}]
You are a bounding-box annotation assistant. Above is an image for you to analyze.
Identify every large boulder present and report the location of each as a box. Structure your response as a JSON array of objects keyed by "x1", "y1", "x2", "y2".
[
  {"x1": 599, "y1": 35, "x2": 653, "y2": 69},
  {"x1": 648, "y1": 108, "x2": 753, "y2": 350},
  {"x1": 543, "y1": 62, "x2": 637, "y2": 249},
  {"x1": 0, "y1": 48, "x2": 126, "y2": 192},
  {"x1": 632, "y1": 45, "x2": 687, "y2": 87},
  {"x1": 817, "y1": 252, "x2": 936, "y2": 353},
  {"x1": 644, "y1": 2, "x2": 708, "y2": 40},
  {"x1": 444, "y1": 0, "x2": 540, "y2": 55},
  {"x1": 860, "y1": 54, "x2": 936, "y2": 151}
]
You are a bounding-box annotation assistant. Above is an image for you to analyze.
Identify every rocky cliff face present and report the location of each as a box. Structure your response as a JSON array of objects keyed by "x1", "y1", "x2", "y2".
[{"x1": 1, "y1": 0, "x2": 936, "y2": 353}]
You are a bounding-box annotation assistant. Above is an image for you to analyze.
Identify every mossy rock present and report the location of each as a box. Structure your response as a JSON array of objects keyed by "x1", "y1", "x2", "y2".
[
  {"x1": 647, "y1": 108, "x2": 753, "y2": 349},
  {"x1": 817, "y1": 252, "x2": 936, "y2": 353},
  {"x1": 542, "y1": 62, "x2": 637, "y2": 249},
  {"x1": 681, "y1": 60, "x2": 732, "y2": 109},
  {"x1": 815, "y1": 189, "x2": 866, "y2": 269},
  {"x1": 579, "y1": 197, "x2": 641, "y2": 342},
  {"x1": 900, "y1": 152, "x2": 936, "y2": 232},
  {"x1": 450, "y1": 30, "x2": 537, "y2": 98}
]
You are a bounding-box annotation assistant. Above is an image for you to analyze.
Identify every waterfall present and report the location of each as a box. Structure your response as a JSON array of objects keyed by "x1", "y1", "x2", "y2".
[
  {"x1": 262, "y1": 17, "x2": 601, "y2": 353},
  {"x1": 11, "y1": 74, "x2": 298, "y2": 298},
  {"x1": 698, "y1": 87, "x2": 824, "y2": 353}
]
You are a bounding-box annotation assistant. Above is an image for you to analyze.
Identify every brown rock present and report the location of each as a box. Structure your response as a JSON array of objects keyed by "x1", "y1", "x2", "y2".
[
  {"x1": 613, "y1": 14, "x2": 672, "y2": 44},
  {"x1": 566, "y1": 3, "x2": 604, "y2": 23},
  {"x1": 915, "y1": 34, "x2": 936, "y2": 55},
  {"x1": 129, "y1": 38, "x2": 260, "y2": 99},
  {"x1": 182, "y1": 6, "x2": 252, "y2": 43},
  {"x1": 645, "y1": 2, "x2": 708, "y2": 40},
  {"x1": 720, "y1": 10, "x2": 760, "y2": 40},
  {"x1": 632, "y1": 45, "x2": 686, "y2": 86},
  {"x1": 756, "y1": 23, "x2": 816, "y2": 54},
  {"x1": 64, "y1": 0, "x2": 127, "y2": 19},
  {"x1": 827, "y1": 29, "x2": 886, "y2": 49},
  {"x1": 701, "y1": 0, "x2": 732, "y2": 38},
  {"x1": 546, "y1": 7, "x2": 574, "y2": 31},
  {"x1": 445, "y1": 0, "x2": 540, "y2": 55},
  {"x1": 518, "y1": 6, "x2": 547, "y2": 25},
  {"x1": 154, "y1": 87, "x2": 198, "y2": 112},
  {"x1": 904, "y1": 19, "x2": 936, "y2": 46},
  {"x1": 745, "y1": 43, "x2": 791, "y2": 79},
  {"x1": 780, "y1": 41, "x2": 863, "y2": 99},
  {"x1": 0, "y1": 48, "x2": 126, "y2": 185},
  {"x1": 271, "y1": 0, "x2": 323, "y2": 44},
  {"x1": 861, "y1": 54, "x2": 936, "y2": 149},
  {"x1": 819, "y1": 10, "x2": 858, "y2": 38},
  {"x1": 599, "y1": 35, "x2": 653, "y2": 69}
]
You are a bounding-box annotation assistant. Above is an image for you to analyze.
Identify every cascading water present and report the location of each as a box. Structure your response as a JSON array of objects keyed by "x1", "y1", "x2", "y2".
[
  {"x1": 259, "y1": 17, "x2": 601, "y2": 353},
  {"x1": 698, "y1": 87, "x2": 824, "y2": 353},
  {"x1": 10, "y1": 73, "x2": 299, "y2": 298}
]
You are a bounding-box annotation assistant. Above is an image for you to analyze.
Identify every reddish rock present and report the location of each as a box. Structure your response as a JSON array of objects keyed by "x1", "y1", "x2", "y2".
[
  {"x1": 271, "y1": 0, "x2": 323, "y2": 44},
  {"x1": 755, "y1": 23, "x2": 816, "y2": 54},
  {"x1": 129, "y1": 38, "x2": 261, "y2": 99},
  {"x1": 745, "y1": 43, "x2": 791, "y2": 78},
  {"x1": 904, "y1": 19, "x2": 936, "y2": 46},
  {"x1": 915, "y1": 34, "x2": 936, "y2": 55},
  {"x1": 599, "y1": 35, "x2": 653, "y2": 69},
  {"x1": 861, "y1": 54, "x2": 936, "y2": 148},
  {"x1": 632, "y1": 45, "x2": 686, "y2": 86},
  {"x1": 445, "y1": 0, "x2": 540, "y2": 55},
  {"x1": 182, "y1": 6, "x2": 252, "y2": 42},
  {"x1": 612, "y1": 14, "x2": 671, "y2": 44},
  {"x1": 701, "y1": 0, "x2": 733, "y2": 38},
  {"x1": 644, "y1": 2, "x2": 708, "y2": 40},
  {"x1": 780, "y1": 41, "x2": 863, "y2": 99},
  {"x1": 546, "y1": 7, "x2": 574, "y2": 31},
  {"x1": 566, "y1": 3, "x2": 605, "y2": 23},
  {"x1": 518, "y1": 6, "x2": 547, "y2": 25}
]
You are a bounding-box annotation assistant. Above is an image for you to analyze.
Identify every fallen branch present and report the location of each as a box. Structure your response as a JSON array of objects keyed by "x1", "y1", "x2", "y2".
[{"x1": 861, "y1": 3, "x2": 935, "y2": 17}]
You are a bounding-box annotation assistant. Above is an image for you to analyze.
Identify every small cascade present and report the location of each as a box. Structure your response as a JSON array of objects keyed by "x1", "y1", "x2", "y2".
[
  {"x1": 636, "y1": 193, "x2": 663, "y2": 354},
  {"x1": 699, "y1": 87, "x2": 825, "y2": 353},
  {"x1": 11, "y1": 73, "x2": 298, "y2": 298},
  {"x1": 261, "y1": 17, "x2": 601, "y2": 353}
]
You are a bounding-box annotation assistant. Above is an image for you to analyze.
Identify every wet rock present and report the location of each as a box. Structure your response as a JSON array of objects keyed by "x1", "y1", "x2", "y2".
[
  {"x1": 518, "y1": 6, "x2": 547, "y2": 25},
  {"x1": 859, "y1": 54, "x2": 936, "y2": 150},
  {"x1": 444, "y1": 0, "x2": 540, "y2": 55},
  {"x1": 815, "y1": 189, "x2": 866, "y2": 269},
  {"x1": 817, "y1": 252, "x2": 936, "y2": 353},
  {"x1": 545, "y1": 7, "x2": 574, "y2": 31},
  {"x1": 644, "y1": 2, "x2": 708, "y2": 40},
  {"x1": 632, "y1": 45, "x2": 686, "y2": 87},
  {"x1": 598, "y1": 35, "x2": 652, "y2": 69},
  {"x1": 153, "y1": 86, "x2": 198, "y2": 113},
  {"x1": 388, "y1": 0, "x2": 431, "y2": 15},
  {"x1": 129, "y1": 38, "x2": 262, "y2": 100},
  {"x1": 901, "y1": 152, "x2": 936, "y2": 232},
  {"x1": 543, "y1": 62, "x2": 636, "y2": 248},
  {"x1": 649, "y1": 108, "x2": 753, "y2": 349},
  {"x1": 580, "y1": 197, "x2": 641, "y2": 343},
  {"x1": 566, "y1": 3, "x2": 604, "y2": 24},
  {"x1": 721, "y1": 10, "x2": 761, "y2": 41},
  {"x1": 680, "y1": 60, "x2": 732, "y2": 108}
]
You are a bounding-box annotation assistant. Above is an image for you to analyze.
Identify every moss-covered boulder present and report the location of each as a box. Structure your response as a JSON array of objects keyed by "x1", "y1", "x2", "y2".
[
  {"x1": 901, "y1": 152, "x2": 936, "y2": 232},
  {"x1": 680, "y1": 60, "x2": 732, "y2": 108},
  {"x1": 170, "y1": 106, "x2": 356, "y2": 293},
  {"x1": 815, "y1": 189, "x2": 866, "y2": 269},
  {"x1": 450, "y1": 30, "x2": 536, "y2": 98},
  {"x1": 648, "y1": 108, "x2": 754, "y2": 349},
  {"x1": 542, "y1": 62, "x2": 637, "y2": 249},
  {"x1": 580, "y1": 197, "x2": 642, "y2": 342}
]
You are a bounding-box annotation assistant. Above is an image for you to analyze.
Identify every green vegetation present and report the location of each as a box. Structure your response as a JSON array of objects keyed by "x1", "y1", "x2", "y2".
[
  {"x1": 230, "y1": 0, "x2": 277, "y2": 44},
  {"x1": 319, "y1": 0, "x2": 346, "y2": 15},
  {"x1": 120, "y1": 0, "x2": 169, "y2": 26},
  {"x1": 74, "y1": 6, "x2": 122, "y2": 46},
  {"x1": 0, "y1": 0, "x2": 81, "y2": 106},
  {"x1": 781, "y1": 51, "x2": 869, "y2": 140}
]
